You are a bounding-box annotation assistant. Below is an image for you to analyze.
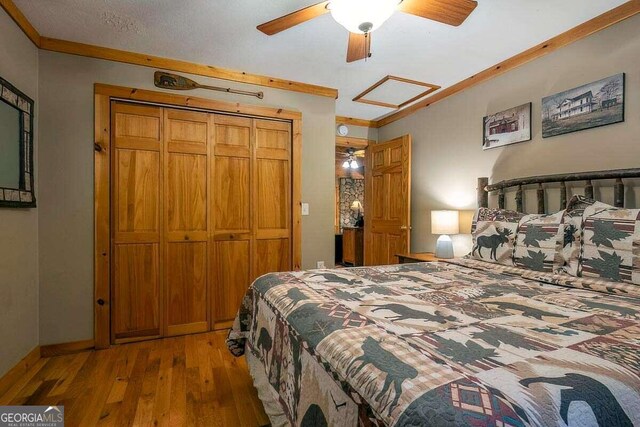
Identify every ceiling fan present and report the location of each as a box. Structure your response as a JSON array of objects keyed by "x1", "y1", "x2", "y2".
[
  {"x1": 338, "y1": 148, "x2": 365, "y2": 168},
  {"x1": 257, "y1": 0, "x2": 478, "y2": 63}
]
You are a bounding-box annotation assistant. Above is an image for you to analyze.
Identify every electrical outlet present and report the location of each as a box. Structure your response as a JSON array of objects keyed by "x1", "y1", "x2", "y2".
[
  {"x1": 316, "y1": 261, "x2": 325, "y2": 269},
  {"x1": 301, "y1": 203, "x2": 310, "y2": 216}
]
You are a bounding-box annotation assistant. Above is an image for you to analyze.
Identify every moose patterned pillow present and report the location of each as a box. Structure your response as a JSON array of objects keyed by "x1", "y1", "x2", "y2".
[
  {"x1": 581, "y1": 205, "x2": 640, "y2": 284},
  {"x1": 513, "y1": 211, "x2": 564, "y2": 272},
  {"x1": 561, "y1": 195, "x2": 610, "y2": 276},
  {"x1": 471, "y1": 208, "x2": 523, "y2": 266}
]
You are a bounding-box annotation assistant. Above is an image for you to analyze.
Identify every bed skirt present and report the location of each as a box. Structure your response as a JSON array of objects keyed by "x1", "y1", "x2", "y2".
[{"x1": 245, "y1": 346, "x2": 290, "y2": 427}]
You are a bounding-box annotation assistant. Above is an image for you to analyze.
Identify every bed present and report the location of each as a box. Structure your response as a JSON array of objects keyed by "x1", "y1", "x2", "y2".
[{"x1": 227, "y1": 169, "x2": 640, "y2": 427}]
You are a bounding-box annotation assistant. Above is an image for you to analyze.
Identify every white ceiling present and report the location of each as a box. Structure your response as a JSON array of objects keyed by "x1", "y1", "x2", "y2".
[{"x1": 16, "y1": 0, "x2": 628, "y2": 120}]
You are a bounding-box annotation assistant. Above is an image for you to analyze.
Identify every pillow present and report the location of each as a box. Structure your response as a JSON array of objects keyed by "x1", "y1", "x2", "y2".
[
  {"x1": 471, "y1": 207, "x2": 523, "y2": 265},
  {"x1": 581, "y1": 205, "x2": 640, "y2": 284},
  {"x1": 561, "y1": 195, "x2": 610, "y2": 276},
  {"x1": 513, "y1": 210, "x2": 565, "y2": 272}
]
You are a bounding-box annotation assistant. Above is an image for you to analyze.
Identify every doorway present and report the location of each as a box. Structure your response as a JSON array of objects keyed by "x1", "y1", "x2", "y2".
[{"x1": 335, "y1": 140, "x2": 368, "y2": 267}]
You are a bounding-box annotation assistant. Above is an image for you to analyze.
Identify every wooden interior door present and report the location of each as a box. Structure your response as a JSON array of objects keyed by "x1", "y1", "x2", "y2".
[
  {"x1": 111, "y1": 103, "x2": 162, "y2": 343},
  {"x1": 163, "y1": 109, "x2": 210, "y2": 336},
  {"x1": 253, "y1": 119, "x2": 292, "y2": 279},
  {"x1": 364, "y1": 135, "x2": 412, "y2": 266},
  {"x1": 211, "y1": 115, "x2": 253, "y2": 327}
]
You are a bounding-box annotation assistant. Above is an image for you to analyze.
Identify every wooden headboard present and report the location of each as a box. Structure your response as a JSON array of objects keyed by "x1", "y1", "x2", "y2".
[{"x1": 478, "y1": 168, "x2": 640, "y2": 213}]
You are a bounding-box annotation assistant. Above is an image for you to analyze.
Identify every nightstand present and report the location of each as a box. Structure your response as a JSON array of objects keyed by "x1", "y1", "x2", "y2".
[{"x1": 396, "y1": 252, "x2": 442, "y2": 264}]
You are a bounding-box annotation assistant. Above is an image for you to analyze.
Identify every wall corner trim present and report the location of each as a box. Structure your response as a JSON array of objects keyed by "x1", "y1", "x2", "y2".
[{"x1": 0, "y1": 0, "x2": 41, "y2": 47}]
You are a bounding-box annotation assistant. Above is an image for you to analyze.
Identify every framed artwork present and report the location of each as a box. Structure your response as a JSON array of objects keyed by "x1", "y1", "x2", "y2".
[
  {"x1": 483, "y1": 103, "x2": 532, "y2": 150},
  {"x1": 0, "y1": 75, "x2": 35, "y2": 208},
  {"x1": 542, "y1": 73, "x2": 625, "y2": 138}
]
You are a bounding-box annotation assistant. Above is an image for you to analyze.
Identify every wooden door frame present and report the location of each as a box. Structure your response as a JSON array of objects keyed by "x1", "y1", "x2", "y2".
[{"x1": 94, "y1": 83, "x2": 303, "y2": 349}]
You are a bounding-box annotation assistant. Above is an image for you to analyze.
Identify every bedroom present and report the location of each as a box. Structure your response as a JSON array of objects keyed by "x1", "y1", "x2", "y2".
[{"x1": 0, "y1": 0, "x2": 639, "y2": 426}]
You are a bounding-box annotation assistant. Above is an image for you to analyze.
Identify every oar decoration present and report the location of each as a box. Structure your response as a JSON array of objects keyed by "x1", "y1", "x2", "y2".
[{"x1": 154, "y1": 71, "x2": 264, "y2": 99}]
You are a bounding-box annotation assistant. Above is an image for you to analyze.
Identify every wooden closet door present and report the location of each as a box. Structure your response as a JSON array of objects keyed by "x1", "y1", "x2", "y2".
[
  {"x1": 111, "y1": 103, "x2": 162, "y2": 343},
  {"x1": 253, "y1": 119, "x2": 292, "y2": 279},
  {"x1": 211, "y1": 115, "x2": 253, "y2": 326},
  {"x1": 164, "y1": 109, "x2": 209, "y2": 336}
]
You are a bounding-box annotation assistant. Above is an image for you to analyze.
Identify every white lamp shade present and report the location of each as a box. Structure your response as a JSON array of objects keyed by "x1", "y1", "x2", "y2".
[
  {"x1": 329, "y1": 0, "x2": 398, "y2": 34},
  {"x1": 350, "y1": 200, "x2": 363, "y2": 211},
  {"x1": 431, "y1": 210, "x2": 459, "y2": 235}
]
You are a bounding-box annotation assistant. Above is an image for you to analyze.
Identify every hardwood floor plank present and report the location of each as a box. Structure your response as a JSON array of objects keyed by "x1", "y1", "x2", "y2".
[
  {"x1": 49, "y1": 351, "x2": 91, "y2": 396},
  {"x1": 5, "y1": 331, "x2": 269, "y2": 426},
  {"x1": 150, "y1": 344, "x2": 174, "y2": 426},
  {"x1": 114, "y1": 349, "x2": 150, "y2": 427},
  {"x1": 131, "y1": 347, "x2": 161, "y2": 426},
  {"x1": 168, "y1": 337, "x2": 187, "y2": 427},
  {"x1": 0, "y1": 358, "x2": 48, "y2": 405}
]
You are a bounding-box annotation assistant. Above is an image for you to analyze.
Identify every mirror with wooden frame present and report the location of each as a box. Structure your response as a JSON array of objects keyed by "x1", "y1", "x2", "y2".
[{"x1": 0, "y1": 76, "x2": 35, "y2": 208}]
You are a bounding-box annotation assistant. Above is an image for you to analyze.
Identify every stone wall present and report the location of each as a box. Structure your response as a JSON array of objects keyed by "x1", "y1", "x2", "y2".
[{"x1": 339, "y1": 178, "x2": 364, "y2": 229}]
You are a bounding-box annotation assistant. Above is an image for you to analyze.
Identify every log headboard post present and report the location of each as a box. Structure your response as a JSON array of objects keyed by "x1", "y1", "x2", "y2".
[
  {"x1": 477, "y1": 177, "x2": 488, "y2": 208},
  {"x1": 480, "y1": 168, "x2": 640, "y2": 212}
]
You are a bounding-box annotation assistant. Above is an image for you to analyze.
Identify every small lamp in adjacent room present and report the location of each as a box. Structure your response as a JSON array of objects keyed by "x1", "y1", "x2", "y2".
[
  {"x1": 351, "y1": 200, "x2": 364, "y2": 226},
  {"x1": 431, "y1": 210, "x2": 459, "y2": 259}
]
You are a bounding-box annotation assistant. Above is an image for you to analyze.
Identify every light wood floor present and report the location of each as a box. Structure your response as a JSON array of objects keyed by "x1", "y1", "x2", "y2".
[{"x1": 0, "y1": 331, "x2": 270, "y2": 427}]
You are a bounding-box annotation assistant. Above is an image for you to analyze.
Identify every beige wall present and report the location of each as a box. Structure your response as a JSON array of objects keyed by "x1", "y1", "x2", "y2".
[
  {"x1": 37, "y1": 51, "x2": 336, "y2": 345},
  {"x1": 378, "y1": 14, "x2": 640, "y2": 256},
  {"x1": 0, "y1": 9, "x2": 39, "y2": 375}
]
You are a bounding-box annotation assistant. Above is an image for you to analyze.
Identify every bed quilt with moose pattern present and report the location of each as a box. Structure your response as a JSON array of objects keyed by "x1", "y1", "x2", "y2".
[{"x1": 227, "y1": 259, "x2": 640, "y2": 427}]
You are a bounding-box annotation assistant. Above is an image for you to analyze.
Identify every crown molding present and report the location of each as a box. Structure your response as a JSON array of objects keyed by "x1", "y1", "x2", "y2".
[
  {"x1": 375, "y1": 0, "x2": 640, "y2": 127},
  {"x1": 0, "y1": 0, "x2": 338, "y2": 99},
  {"x1": 335, "y1": 116, "x2": 377, "y2": 128}
]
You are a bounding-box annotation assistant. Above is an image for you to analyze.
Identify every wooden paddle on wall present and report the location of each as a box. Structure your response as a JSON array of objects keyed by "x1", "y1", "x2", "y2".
[{"x1": 154, "y1": 71, "x2": 264, "y2": 99}]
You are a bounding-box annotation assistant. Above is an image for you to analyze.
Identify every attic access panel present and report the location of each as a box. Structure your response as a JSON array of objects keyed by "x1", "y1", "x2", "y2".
[{"x1": 353, "y1": 76, "x2": 440, "y2": 110}]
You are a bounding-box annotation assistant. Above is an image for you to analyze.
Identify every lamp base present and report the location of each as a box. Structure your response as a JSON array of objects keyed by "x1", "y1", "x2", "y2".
[{"x1": 435, "y1": 235, "x2": 454, "y2": 259}]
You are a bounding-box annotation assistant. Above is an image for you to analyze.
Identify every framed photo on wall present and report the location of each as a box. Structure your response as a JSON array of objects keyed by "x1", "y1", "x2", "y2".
[
  {"x1": 482, "y1": 103, "x2": 532, "y2": 150},
  {"x1": 542, "y1": 73, "x2": 625, "y2": 138}
]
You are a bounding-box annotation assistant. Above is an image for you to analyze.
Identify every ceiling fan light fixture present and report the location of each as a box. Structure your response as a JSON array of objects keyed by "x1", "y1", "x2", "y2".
[
  {"x1": 350, "y1": 159, "x2": 359, "y2": 169},
  {"x1": 329, "y1": 0, "x2": 398, "y2": 34},
  {"x1": 342, "y1": 160, "x2": 351, "y2": 168}
]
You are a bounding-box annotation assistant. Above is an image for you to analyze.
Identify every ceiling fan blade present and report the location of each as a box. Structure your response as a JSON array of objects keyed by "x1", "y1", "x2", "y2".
[
  {"x1": 346, "y1": 32, "x2": 371, "y2": 63},
  {"x1": 398, "y1": 0, "x2": 478, "y2": 26},
  {"x1": 257, "y1": 1, "x2": 330, "y2": 35}
]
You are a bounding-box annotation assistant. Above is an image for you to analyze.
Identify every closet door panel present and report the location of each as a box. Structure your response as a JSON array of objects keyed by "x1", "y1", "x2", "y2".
[
  {"x1": 214, "y1": 115, "x2": 251, "y2": 157},
  {"x1": 112, "y1": 244, "x2": 161, "y2": 341},
  {"x1": 211, "y1": 115, "x2": 253, "y2": 326},
  {"x1": 163, "y1": 109, "x2": 209, "y2": 335},
  {"x1": 256, "y1": 159, "x2": 289, "y2": 230},
  {"x1": 214, "y1": 156, "x2": 250, "y2": 232},
  {"x1": 252, "y1": 120, "x2": 292, "y2": 281},
  {"x1": 166, "y1": 153, "x2": 207, "y2": 239},
  {"x1": 255, "y1": 239, "x2": 290, "y2": 278},
  {"x1": 212, "y1": 240, "x2": 251, "y2": 326},
  {"x1": 166, "y1": 241, "x2": 208, "y2": 335},
  {"x1": 114, "y1": 149, "x2": 160, "y2": 240},
  {"x1": 111, "y1": 103, "x2": 162, "y2": 343},
  {"x1": 114, "y1": 104, "x2": 162, "y2": 151},
  {"x1": 255, "y1": 120, "x2": 290, "y2": 160},
  {"x1": 165, "y1": 110, "x2": 208, "y2": 154}
]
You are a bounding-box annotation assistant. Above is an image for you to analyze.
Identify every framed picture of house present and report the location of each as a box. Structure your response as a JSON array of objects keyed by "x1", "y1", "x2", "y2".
[
  {"x1": 482, "y1": 102, "x2": 532, "y2": 150},
  {"x1": 542, "y1": 73, "x2": 625, "y2": 138}
]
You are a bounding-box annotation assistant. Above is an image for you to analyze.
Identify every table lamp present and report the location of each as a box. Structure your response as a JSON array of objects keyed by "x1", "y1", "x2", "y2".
[
  {"x1": 431, "y1": 210, "x2": 459, "y2": 259},
  {"x1": 351, "y1": 200, "x2": 364, "y2": 226}
]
